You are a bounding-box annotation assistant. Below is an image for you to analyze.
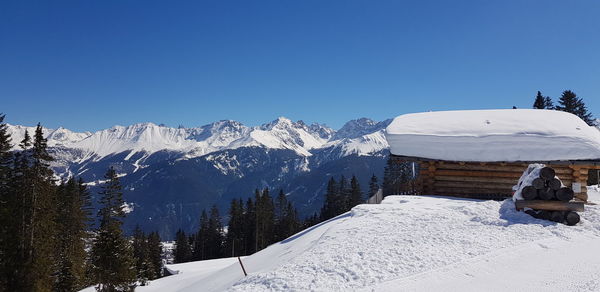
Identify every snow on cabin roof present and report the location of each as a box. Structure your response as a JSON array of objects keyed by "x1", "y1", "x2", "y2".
[{"x1": 384, "y1": 109, "x2": 600, "y2": 162}]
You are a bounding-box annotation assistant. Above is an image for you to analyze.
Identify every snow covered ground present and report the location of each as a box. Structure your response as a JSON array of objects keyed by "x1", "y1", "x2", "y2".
[{"x1": 82, "y1": 187, "x2": 600, "y2": 291}]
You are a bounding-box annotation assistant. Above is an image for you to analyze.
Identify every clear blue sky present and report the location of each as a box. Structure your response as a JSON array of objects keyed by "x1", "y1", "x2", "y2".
[{"x1": 1, "y1": 0, "x2": 599, "y2": 131}]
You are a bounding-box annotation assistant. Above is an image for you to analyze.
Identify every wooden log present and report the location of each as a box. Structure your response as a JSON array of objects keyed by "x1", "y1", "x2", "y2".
[
  {"x1": 555, "y1": 187, "x2": 574, "y2": 202},
  {"x1": 532, "y1": 178, "x2": 546, "y2": 189},
  {"x1": 548, "y1": 178, "x2": 562, "y2": 190},
  {"x1": 435, "y1": 164, "x2": 529, "y2": 172},
  {"x1": 540, "y1": 167, "x2": 556, "y2": 180},
  {"x1": 435, "y1": 175, "x2": 519, "y2": 184},
  {"x1": 575, "y1": 192, "x2": 588, "y2": 201},
  {"x1": 565, "y1": 211, "x2": 580, "y2": 226},
  {"x1": 521, "y1": 186, "x2": 537, "y2": 200},
  {"x1": 537, "y1": 210, "x2": 551, "y2": 220},
  {"x1": 434, "y1": 181, "x2": 515, "y2": 190},
  {"x1": 550, "y1": 211, "x2": 564, "y2": 222},
  {"x1": 434, "y1": 192, "x2": 509, "y2": 200},
  {"x1": 436, "y1": 170, "x2": 523, "y2": 178},
  {"x1": 537, "y1": 188, "x2": 555, "y2": 200},
  {"x1": 434, "y1": 187, "x2": 512, "y2": 195},
  {"x1": 514, "y1": 200, "x2": 584, "y2": 212}
]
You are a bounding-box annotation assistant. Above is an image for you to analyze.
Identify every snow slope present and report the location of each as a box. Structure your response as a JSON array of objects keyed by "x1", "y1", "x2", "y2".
[
  {"x1": 128, "y1": 190, "x2": 600, "y2": 291},
  {"x1": 386, "y1": 109, "x2": 600, "y2": 161}
]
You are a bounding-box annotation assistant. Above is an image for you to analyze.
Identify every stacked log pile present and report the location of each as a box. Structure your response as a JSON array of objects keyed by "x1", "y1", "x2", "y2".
[{"x1": 517, "y1": 166, "x2": 582, "y2": 226}]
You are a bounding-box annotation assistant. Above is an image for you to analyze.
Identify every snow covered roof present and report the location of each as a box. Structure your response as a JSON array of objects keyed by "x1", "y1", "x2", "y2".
[{"x1": 385, "y1": 109, "x2": 600, "y2": 162}]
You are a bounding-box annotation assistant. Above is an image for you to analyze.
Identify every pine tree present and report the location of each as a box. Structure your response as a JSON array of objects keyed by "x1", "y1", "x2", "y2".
[
  {"x1": 3, "y1": 130, "x2": 31, "y2": 291},
  {"x1": 368, "y1": 174, "x2": 379, "y2": 200},
  {"x1": 54, "y1": 178, "x2": 92, "y2": 291},
  {"x1": 206, "y1": 205, "x2": 224, "y2": 259},
  {"x1": 173, "y1": 229, "x2": 192, "y2": 263},
  {"x1": 192, "y1": 210, "x2": 209, "y2": 261},
  {"x1": 90, "y1": 167, "x2": 136, "y2": 291},
  {"x1": 349, "y1": 175, "x2": 363, "y2": 208},
  {"x1": 147, "y1": 231, "x2": 163, "y2": 279},
  {"x1": 544, "y1": 96, "x2": 554, "y2": 109},
  {"x1": 255, "y1": 188, "x2": 274, "y2": 250},
  {"x1": 0, "y1": 114, "x2": 12, "y2": 290},
  {"x1": 281, "y1": 202, "x2": 299, "y2": 239},
  {"x1": 18, "y1": 124, "x2": 57, "y2": 292},
  {"x1": 320, "y1": 177, "x2": 338, "y2": 221},
  {"x1": 533, "y1": 91, "x2": 545, "y2": 109},
  {"x1": 132, "y1": 225, "x2": 152, "y2": 286},
  {"x1": 225, "y1": 198, "x2": 244, "y2": 257},
  {"x1": 339, "y1": 175, "x2": 350, "y2": 212},
  {"x1": 243, "y1": 198, "x2": 256, "y2": 255},
  {"x1": 273, "y1": 190, "x2": 288, "y2": 242},
  {"x1": 555, "y1": 90, "x2": 594, "y2": 125}
]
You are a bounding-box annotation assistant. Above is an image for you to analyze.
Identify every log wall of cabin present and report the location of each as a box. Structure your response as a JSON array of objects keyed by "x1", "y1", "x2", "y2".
[{"x1": 395, "y1": 157, "x2": 600, "y2": 201}]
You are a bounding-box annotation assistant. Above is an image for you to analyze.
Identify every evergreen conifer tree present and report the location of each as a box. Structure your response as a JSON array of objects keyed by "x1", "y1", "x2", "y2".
[
  {"x1": 225, "y1": 198, "x2": 244, "y2": 257},
  {"x1": 273, "y1": 190, "x2": 288, "y2": 242},
  {"x1": 338, "y1": 175, "x2": 350, "y2": 211},
  {"x1": 173, "y1": 229, "x2": 193, "y2": 263},
  {"x1": 206, "y1": 205, "x2": 224, "y2": 259},
  {"x1": 368, "y1": 174, "x2": 379, "y2": 200},
  {"x1": 192, "y1": 210, "x2": 209, "y2": 261},
  {"x1": 19, "y1": 124, "x2": 57, "y2": 292},
  {"x1": 533, "y1": 91, "x2": 545, "y2": 109},
  {"x1": 532, "y1": 91, "x2": 554, "y2": 109},
  {"x1": 349, "y1": 175, "x2": 363, "y2": 208},
  {"x1": 320, "y1": 177, "x2": 338, "y2": 221},
  {"x1": 132, "y1": 225, "x2": 153, "y2": 286},
  {"x1": 0, "y1": 114, "x2": 12, "y2": 290},
  {"x1": 255, "y1": 189, "x2": 274, "y2": 251},
  {"x1": 90, "y1": 167, "x2": 135, "y2": 291},
  {"x1": 54, "y1": 178, "x2": 92, "y2": 291},
  {"x1": 147, "y1": 231, "x2": 163, "y2": 279},
  {"x1": 555, "y1": 90, "x2": 594, "y2": 125},
  {"x1": 3, "y1": 130, "x2": 31, "y2": 291},
  {"x1": 243, "y1": 198, "x2": 256, "y2": 255}
]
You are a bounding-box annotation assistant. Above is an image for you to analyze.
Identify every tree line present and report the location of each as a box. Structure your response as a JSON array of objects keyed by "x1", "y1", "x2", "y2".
[
  {"x1": 0, "y1": 115, "x2": 164, "y2": 292},
  {"x1": 171, "y1": 172, "x2": 391, "y2": 265},
  {"x1": 173, "y1": 188, "x2": 303, "y2": 263},
  {"x1": 533, "y1": 90, "x2": 594, "y2": 125}
]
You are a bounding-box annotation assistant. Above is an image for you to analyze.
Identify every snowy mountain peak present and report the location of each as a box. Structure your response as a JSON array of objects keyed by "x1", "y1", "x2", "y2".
[
  {"x1": 334, "y1": 118, "x2": 392, "y2": 140},
  {"x1": 6, "y1": 116, "x2": 390, "y2": 161},
  {"x1": 260, "y1": 117, "x2": 295, "y2": 130}
]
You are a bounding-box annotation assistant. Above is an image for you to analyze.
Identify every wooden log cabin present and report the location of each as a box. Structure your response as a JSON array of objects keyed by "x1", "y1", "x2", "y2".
[{"x1": 384, "y1": 109, "x2": 600, "y2": 201}]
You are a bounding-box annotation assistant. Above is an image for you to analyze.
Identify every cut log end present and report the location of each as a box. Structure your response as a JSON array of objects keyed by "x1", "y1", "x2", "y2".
[
  {"x1": 537, "y1": 188, "x2": 555, "y2": 201},
  {"x1": 548, "y1": 178, "x2": 561, "y2": 191},
  {"x1": 532, "y1": 178, "x2": 546, "y2": 189},
  {"x1": 540, "y1": 167, "x2": 556, "y2": 180},
  {"x1": 565, "y1": 212, "x2": 580, "y2": 226},
  {"x1": 522, "y1": 186, "x2": 538, "y2": 200},
  {"x1": 556, "y1": 187, "x2": 574, "y2": 202}
]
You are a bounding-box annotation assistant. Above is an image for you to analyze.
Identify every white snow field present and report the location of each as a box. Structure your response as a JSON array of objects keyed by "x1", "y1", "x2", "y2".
[
  {"x1": 385, "y1": 109, "x2": 600, "y2": 161},
  {"x1": 113, "y1": 187, "x2": 600, "y2": 292}
]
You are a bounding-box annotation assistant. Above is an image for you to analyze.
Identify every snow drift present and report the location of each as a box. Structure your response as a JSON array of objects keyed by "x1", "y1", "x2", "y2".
[
  {"x1": 125, "y1": 189, "x2": 600, "y2": 292},
  {"x1": 385, "y1": 109, "x2": 600, "y2": 162}
]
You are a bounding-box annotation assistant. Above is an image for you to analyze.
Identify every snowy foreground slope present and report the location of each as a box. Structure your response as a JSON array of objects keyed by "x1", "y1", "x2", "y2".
[{"x1": 90, "y1": 187, "x2": 600, "y2": 292}]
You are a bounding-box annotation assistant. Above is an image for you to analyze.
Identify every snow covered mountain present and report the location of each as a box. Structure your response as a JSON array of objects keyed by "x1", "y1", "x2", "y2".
[
  {"x1": 7, "y1": 117, "x2": 386, "y2": 162},
  {"x1": 6, "y1": 117, "x2": 392, "y2": 238}
]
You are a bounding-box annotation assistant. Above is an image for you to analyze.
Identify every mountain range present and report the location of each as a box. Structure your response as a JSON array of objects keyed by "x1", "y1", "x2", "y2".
[{"x1": 7, "y1": 117, "x2": 392, "y2": 238}]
